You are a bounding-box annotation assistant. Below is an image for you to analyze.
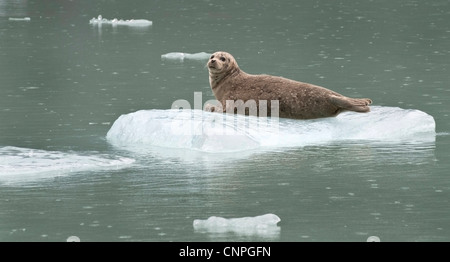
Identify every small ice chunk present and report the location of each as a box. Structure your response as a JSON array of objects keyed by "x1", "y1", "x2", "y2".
[
  {"x1": 9, "y1": 17, "x2": 31, "y2": 21},
  {"x1": 193, "y1": 214, "x2": 281, "y2": 236},
  {"x1": 18, "y1": 86, "x2": 40, "y2": 91},
  {"x1": 89, "y1": 15, "x2": 152, "y2": 27},
  {"x1": 161, "y1": 52, "x2": 186, "y2": 61},
  {"x1": 161, "y1": 52, "x2": 212, "y2": 62},
  {"x1": 184, "y1": 52, "x2": 212, "y2": 60}
]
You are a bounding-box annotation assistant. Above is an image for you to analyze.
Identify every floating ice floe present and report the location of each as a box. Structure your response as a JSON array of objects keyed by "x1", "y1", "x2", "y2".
[
  {"x1": 106, "y1": 106, "x2": 436, "y2": 153},
  {"x1": 193, "y1": 214, "x2": 281, "y2": 237},
  {"x1": 8, "y1": 17, "x2": 30, "y2": 21},
  {"x1": 0, "y1": 146, "x2": 135, "y2": 184},
  {"x1": 89, "y1": 15, "x2": 152, "y2": 27},
  {"x1": 161, "y1": 52, "x2": 212, "y2": 62}
]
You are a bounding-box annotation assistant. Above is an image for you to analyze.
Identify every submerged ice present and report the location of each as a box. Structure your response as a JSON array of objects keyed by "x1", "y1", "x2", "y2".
[
  {"x1": 89, "y1": 15, "x2": 152, "y2": 27},
  {"x1": 0, "y1": 146, "x2": 134, "y2": 183},
  {"x1": 106, "y1": 106, "x2": 436, "y2": 153}
]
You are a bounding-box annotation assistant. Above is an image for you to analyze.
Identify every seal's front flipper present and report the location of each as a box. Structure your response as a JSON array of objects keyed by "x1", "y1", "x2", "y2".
[
  {"x1": 204, "y1": 102, "x2": 224, "y2": 113},
  {"x1": 330, "y1": 95, "x2": 372, "y2": 113}
]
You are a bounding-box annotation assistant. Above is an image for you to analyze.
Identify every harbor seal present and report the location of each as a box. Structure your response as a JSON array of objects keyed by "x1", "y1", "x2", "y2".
[{"x1": 206, "y1": 51, "x2": 372, "y2": 119}]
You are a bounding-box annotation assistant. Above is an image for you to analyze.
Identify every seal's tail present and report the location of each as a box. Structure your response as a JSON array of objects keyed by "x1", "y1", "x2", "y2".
[{"x1": 330, "y1": 95, "x2": 372, "y2": 113}]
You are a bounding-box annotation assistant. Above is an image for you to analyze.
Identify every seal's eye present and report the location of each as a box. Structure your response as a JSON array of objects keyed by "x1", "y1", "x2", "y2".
[
  {"x1": 210, "y1": 55, "x2": 214, "y2": 59},
  {"x1": 220, "y1": 57, "x2": 226, "y2": 62}
]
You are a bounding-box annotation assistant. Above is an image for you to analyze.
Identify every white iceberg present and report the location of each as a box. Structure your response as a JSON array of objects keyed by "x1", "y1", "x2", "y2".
[
  {"x1": 0, "y1": 146, "x2": 135, "y2": 184},
  {"x1": 89, "y1": 15, "x2": 152, "y2": 27},
  {"x1": 106, "y1": 106, "x2": 436, "y2": 153},
  {"x1": 193, "y1": 214, "x2": 281, "y2": 237},
  {"x1": 161, "y1": 52, "x2": 212, "y2": 62}
]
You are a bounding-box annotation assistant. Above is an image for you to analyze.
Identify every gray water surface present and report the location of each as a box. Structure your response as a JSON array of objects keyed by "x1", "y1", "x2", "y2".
[{"x1": 1, "y1": 0, "x2": 449, "y2": 241}]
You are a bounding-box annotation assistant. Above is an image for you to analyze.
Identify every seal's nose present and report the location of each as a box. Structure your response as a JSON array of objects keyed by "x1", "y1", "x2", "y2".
[{"x1": 210, "y1": 59, "x2": 216, "y2": 64}]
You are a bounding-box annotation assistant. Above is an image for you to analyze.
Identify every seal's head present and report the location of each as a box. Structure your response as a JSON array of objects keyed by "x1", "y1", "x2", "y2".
[{"x1": 207, "y1": 51, "x2": 240, "y2": 76}]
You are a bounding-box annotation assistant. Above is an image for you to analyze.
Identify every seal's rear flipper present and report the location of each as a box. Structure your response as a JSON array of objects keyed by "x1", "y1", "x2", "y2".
[{"x1": 330, "y1": 95, "x2": 372, "y2": 113}]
